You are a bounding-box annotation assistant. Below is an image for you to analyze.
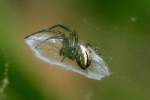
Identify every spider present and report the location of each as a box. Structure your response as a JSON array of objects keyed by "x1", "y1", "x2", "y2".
[{"x1": 25, "y1": 24, "x2": 95, "y2": 70}]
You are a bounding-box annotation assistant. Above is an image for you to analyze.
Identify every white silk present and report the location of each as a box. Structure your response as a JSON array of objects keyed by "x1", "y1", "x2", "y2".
[{"x1": 25, "y1": 33, "x2": 110, "y2": 80}]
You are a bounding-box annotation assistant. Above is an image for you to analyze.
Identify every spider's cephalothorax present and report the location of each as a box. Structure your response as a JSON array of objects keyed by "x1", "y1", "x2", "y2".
[{"x1": 25, "y1": 24, "x2": 93, "y2": 70}]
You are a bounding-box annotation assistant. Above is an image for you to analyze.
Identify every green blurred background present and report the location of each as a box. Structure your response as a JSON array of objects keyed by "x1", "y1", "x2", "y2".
[{"x1": 0, "y1": 0, "x2": 150, "y2": 100}]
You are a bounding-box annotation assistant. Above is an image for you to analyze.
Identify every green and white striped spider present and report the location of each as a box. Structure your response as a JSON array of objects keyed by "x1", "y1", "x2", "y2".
[{"x1": 25, "y1": 24, "x2": 97, "y2": 70}]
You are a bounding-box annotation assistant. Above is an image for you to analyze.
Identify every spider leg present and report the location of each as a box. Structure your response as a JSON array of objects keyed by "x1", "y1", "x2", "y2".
[
  {"x1": 24, "y1": 24, "x2": 69, "y2": 39},
  {"x1": 25, "y1": 24, "x2": 72, "y2": 41},
  {"x1": 24, "y1": 29, "x2": 50, "y2": 39},
  {"x1": 59, "y1": 48, "x2": 63, "y2": 56},
  {"x1": 48, "y1": 24, "x2": 72, "y2": 32},
  {"x1": 70, "y1": 32, "x2": 78, "y2": 47},
  {"x1": 61, "y1": 56, "x2": 66, "y2": 62},
  {"x1": 59, "y1": 43, "x2": 67, "y2": 62},
  {"x1": 85, "y1": 43, "x2": 101, "y2": 55},
  {"x1": 74, "y1": 32, "x2": 78, "y2": 47}
]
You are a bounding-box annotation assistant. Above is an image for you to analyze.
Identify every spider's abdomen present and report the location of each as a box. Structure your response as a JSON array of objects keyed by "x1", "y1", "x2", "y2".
[{"x1": 76, "y1": 45, "x2": 92, "y2": 69}]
